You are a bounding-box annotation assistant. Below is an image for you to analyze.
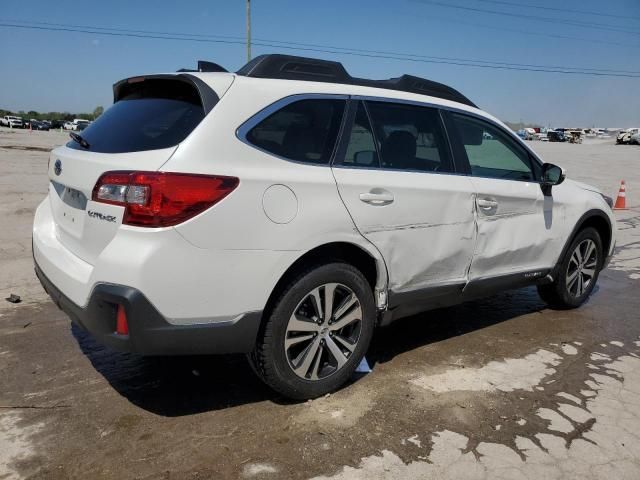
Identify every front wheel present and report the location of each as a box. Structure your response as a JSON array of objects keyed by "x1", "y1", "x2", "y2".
[
  {"x1": 538, "y1": 227, "x2": 603, "y2": 309},
  {"x1": 250, "y1": 263, "x2": 375, "y2": 400}
]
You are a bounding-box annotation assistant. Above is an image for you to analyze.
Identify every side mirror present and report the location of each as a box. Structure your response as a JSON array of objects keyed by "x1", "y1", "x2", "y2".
[
  {"x1": 353, "y1": 150, "x2": 377, "y2": 166},
  {"x1": 541, "y1": 163, "x2": 566, "y2": 195}
]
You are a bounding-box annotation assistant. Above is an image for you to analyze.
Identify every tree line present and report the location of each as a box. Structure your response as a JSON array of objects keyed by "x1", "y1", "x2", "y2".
[{"x1": 0, "y1": 106, "x2": 104, "y2": 121}]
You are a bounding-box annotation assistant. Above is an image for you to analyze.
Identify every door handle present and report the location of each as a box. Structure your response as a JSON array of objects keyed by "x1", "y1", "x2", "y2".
[
  {"x1": 477, "y1": 198, "x2": 498, "y2": 210},
  {"x1": 359, "y1": 190, "x2": 394, "y2": 205}
]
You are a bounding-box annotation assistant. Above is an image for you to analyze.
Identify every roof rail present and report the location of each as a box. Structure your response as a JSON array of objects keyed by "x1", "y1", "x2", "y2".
[
  {"x1": 177, "y1": 60, "x2": 228, "y2": 73},
  {"x1": 236, "y1": 54, "x2": 477, "y2": 108}
]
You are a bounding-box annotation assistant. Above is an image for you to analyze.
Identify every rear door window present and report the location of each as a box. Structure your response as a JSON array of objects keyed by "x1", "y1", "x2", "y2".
[
  {"x1": 246, "y1": 99, "x2": 345, "y2": 164},
  {"x1": 66, "y1": 79, "x2": 206, "y2": 153},
  {"x1": 365, "y1": 101, "x2": 454, "y2": 173}
]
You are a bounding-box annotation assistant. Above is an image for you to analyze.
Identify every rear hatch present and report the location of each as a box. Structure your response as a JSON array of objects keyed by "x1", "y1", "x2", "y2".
[{"x1": 47, "y1": 74, "x2": 233, "y2": 265}]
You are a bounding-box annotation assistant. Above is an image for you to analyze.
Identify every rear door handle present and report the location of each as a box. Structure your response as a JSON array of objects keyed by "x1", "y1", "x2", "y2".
[
  {"x1": 477, "y1": 197, "x2": 498, "y2": 210},
  {"x1": 359, "y1": 190, "x2": 394, "y2": 205}
]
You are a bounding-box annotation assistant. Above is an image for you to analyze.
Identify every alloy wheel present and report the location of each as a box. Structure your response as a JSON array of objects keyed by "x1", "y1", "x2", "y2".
[
  {"x1": 566, "y1": 239, "x2": 598, "y2": 298},
  {"x1": 284, "y1": 283, "x2": 363, "y2": 380}
]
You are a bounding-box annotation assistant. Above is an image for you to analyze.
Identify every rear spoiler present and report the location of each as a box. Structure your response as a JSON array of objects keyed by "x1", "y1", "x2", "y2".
[
  {"x1": 177, "y1": 60, "x2": 228, "y2": 73},
  {"x1": 112, "y1": 74, "x2": 220, "y2": 114}
]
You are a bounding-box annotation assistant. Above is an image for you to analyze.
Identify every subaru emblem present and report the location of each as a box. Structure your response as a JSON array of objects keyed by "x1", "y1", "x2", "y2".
[{"x1": 54, "y1": 159, "x2": 62, "y2": 176}]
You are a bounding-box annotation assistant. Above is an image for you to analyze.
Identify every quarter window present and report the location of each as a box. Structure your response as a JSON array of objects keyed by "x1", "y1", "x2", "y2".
[
  {"x1": 246, "y1": 99, "x2": 345, "y2": 164},
  {"x1": 450, "y1": 113, "x2": 538, "y2": 181},
  {"x1": 365, "y1": 101, "x2": 454, "y2": 173}
]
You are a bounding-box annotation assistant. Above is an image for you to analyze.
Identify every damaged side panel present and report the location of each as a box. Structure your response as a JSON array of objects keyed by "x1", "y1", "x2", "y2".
[
  {"x1": 469, "y1": 178, "x2": 565, "y2": 280},
  {"x1": 331, "y1": 167, "x2": 477, "y2": 293},
  {"x1": 364, "y1": 220, "x2": 477, "y2": 291}
]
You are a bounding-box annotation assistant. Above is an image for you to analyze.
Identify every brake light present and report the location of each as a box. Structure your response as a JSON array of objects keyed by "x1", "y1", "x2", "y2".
[
  {"x1": 92, "y1": 171, "x2": 239, "y2": 227},
  {"x1": 116, "y1": 305, "x2": 129, "y2": 335}
]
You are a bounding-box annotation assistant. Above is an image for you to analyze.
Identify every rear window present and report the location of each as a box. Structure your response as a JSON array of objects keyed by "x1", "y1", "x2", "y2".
[{"x1": 66, "y1": 79, "x2": 205, "y2": 153}]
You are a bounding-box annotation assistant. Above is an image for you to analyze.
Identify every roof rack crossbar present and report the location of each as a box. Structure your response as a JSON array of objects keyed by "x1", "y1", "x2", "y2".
[{"x1": 236, "y1": 54, "x2": 476, "y2": 108}]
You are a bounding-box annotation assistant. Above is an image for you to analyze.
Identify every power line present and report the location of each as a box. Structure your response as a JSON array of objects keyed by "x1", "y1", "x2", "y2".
[
  {"x1": 474, "y1": 0, "x2": 640, "y2": 22},
  {"x1": 5, "y1": 15, "x2": 634, "y2": 51},
  {"x1": 0, "y1": 20, "x2": 245, "y2": 41},
  {"x1": 4, "y1": 19, "x2": 639, "y2": 74},
  {"x1": 5, "y1": 19, "x2": 638, "y2": 74},
  {"x1": 413, "y1": 12, "x2": 634, "y2": 48},
  {"x1": 410, "y1": 0, "x2": 640, "y2": 36},
  {"x1": 1, "y1": 22, "x2": 639, "y2": 78}
]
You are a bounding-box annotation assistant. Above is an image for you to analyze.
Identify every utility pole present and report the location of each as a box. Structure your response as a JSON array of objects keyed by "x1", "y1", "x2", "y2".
[{"x1": 246, "y1": 0, "x2": 252, "y2": 63}]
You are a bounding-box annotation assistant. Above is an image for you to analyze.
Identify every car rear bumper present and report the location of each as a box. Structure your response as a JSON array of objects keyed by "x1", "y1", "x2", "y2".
[{"x1": 35, "y1": 261, "x2": 262, "y2": 355}]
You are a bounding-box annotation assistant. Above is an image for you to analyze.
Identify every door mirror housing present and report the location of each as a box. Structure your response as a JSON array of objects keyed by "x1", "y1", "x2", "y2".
[
  {"x1": 353, "y1": 150, "x2": 377, "y2": 166},
  {"x1": 541, "y1": 163, "x2": 566, "y2": 195}
]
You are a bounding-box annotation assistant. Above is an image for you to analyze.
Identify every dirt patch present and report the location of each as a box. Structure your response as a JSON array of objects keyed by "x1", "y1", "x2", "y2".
[
  {"x1": 0, "y1": 411, "x2": 46, "y2": 480},
  {"x1": 313, "y1": 346, "x2": 640, "y2": 480},
  {"x1": 0, "y1": 145, "x2": 52, "y2": 152}
]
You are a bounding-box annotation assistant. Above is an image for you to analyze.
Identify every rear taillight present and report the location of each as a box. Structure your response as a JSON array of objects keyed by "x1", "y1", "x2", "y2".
[
  {"x1": 92, "y1": 171, "x2": 239, "y2": 227},
  {"x1": 115, "y1": 305, "x2": 129, "y2": 335}
]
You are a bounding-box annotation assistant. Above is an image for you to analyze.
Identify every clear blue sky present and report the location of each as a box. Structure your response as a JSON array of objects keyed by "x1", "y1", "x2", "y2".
[{"x1": 1, "y1": 0, "x2": 639, "y2": 126}]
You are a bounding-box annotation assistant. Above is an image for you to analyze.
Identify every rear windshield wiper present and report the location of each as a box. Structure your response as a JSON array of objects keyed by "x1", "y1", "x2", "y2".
[{"x1": 69, "y1": 132, "x2": 90, "y2": 150}]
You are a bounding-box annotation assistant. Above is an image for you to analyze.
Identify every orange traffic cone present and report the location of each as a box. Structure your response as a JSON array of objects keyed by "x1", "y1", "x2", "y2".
[{"x1": 614, "y1": 180, "x2": 627, "y2": 210}]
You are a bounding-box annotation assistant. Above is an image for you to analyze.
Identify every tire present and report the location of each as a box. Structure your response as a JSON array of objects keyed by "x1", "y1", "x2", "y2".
[
  {"x1": 250, "y1": 262, "x2": 375, "y2": 400},
  {"x1": 538, "y1": 227, "x2": 603, "y2": 309}
]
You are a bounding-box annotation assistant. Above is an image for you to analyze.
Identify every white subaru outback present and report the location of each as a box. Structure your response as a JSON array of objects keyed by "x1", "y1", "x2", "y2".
[{"x1": 33, "y1": 55, "x2": 615, "y2": 399}]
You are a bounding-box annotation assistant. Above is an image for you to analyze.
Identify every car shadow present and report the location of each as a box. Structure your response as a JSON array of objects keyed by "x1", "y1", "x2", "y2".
[
  {"x1": 72, "y1": 323, "x2": 279, "y2": 416},
  {"x1": 72, "y1": 286, "x2": 546, "y2": 417},
  {"x1": 366, "y1": 286, "x2": 547, "y2": 367}
]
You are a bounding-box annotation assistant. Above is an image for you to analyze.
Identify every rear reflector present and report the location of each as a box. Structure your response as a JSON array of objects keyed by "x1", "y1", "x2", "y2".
[
  {"x1": 92, "y1": 171, "x2": 239, "y2": 227},
  {"x1": 116, "y1": 305, "x2": 129, "y2": 335}
]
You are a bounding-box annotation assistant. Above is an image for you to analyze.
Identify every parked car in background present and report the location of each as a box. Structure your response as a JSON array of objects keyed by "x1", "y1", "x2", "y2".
[
  {"x1": 49, "y1": 120, "x2": 65, "y2": 129},
  {"x1": 63, "y1": 121, "x2": 74, "y2": 130},
  {"x1": 72, "y1": 119, "x2": 91, "y2": 131},
  {"x1": 547, "y1": 130, "x2": 566, "y2": 142},
  {"x1": 584, "y1": 129, "x2": 597, "y2": 139},
  {"x1": 33, "y1": 54, "x2": 616, "y2": 399},
  {"x1": 564, "y1": 130, "x2": 583, "y2": 144},
  {"x1": 595, "y1": 129, "x2": 611, "y2": 139},
  {"x1": 534, "y1": 132, "x2": 548, "y2": 141},
  {"x1": 30, "y1": 120, "x2": 50, "y2": 131},
  {"x1": 1, "y1": 115, "x2": 24, "y2": 128},
  {"x1": 524, "y1": 127, "x2": 536, "y2": 140},
  {"x1": 616, "y1": 128, "x2": 640, "y2": 144}
]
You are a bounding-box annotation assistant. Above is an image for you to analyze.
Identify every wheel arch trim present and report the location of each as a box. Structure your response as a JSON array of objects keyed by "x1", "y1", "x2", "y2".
[
  {"x1": 552, "y1": 208, "x2": 612, "y2": 278},
  {"x1": 264, "y1": 240, "x2": 389, "y2": 317}
]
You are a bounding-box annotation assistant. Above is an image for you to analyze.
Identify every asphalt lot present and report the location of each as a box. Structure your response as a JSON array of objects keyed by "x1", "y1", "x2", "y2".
[{"x1": 1, "y1": 127, "x2": 639, "y2": 479}]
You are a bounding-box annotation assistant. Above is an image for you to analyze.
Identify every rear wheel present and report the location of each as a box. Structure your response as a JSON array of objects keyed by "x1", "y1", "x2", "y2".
[
  {"x1": 250, "y1": 263, "x2": 375, "y2": 400},
  {"x1": 538, "y1": 227, "x2": 603, "y2": 309}
]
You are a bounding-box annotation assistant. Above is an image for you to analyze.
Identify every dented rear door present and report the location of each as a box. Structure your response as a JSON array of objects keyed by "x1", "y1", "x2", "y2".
[{"x1": 332, "y1": 100, "x2": 477, "y2": 294}]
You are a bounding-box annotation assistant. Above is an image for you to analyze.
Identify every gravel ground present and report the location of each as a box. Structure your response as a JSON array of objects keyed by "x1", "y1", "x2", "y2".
[{"x1": 0, "y1": 127, "x2": 639, "y2": 479}]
